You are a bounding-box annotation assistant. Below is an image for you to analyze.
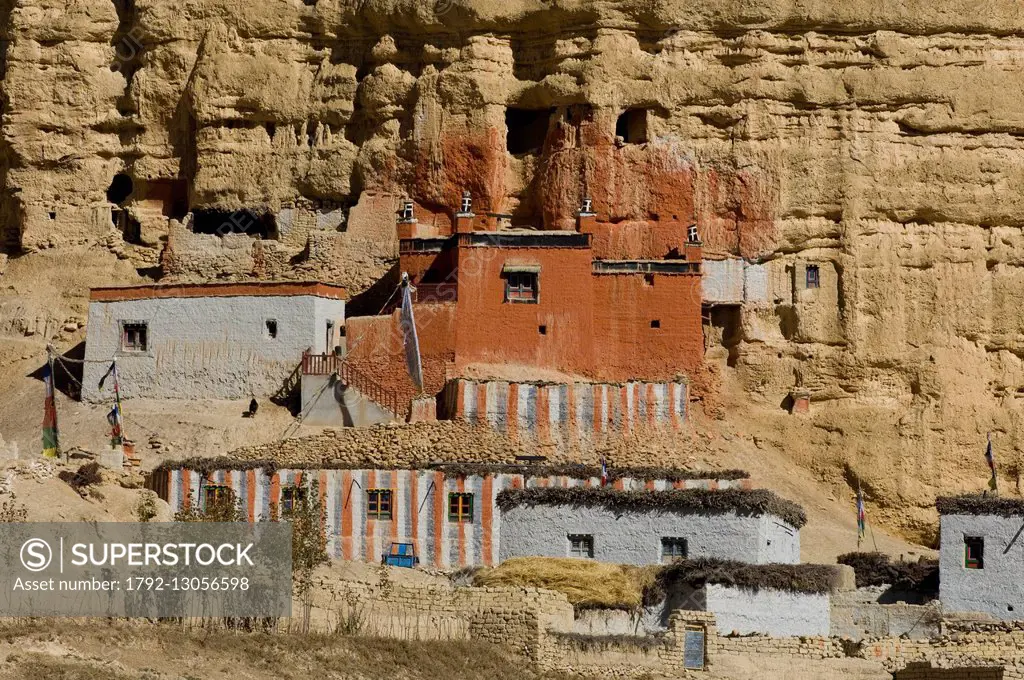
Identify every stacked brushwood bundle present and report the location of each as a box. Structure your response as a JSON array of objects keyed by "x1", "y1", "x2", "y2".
[{"x1": 495, "y1": 487, "x2": 807, "y2": 529}]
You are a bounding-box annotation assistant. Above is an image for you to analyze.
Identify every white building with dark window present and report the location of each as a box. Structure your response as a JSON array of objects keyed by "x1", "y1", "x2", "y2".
[
  {"x1": 496, "y1": 487, "x2": 804, "y2": 565},
  {"x1": 82, "y1": 281, "x2": 346, "y2": 402},
  {"x1": 937, "y1": 495, "x2": 1024, "y2": 620}
]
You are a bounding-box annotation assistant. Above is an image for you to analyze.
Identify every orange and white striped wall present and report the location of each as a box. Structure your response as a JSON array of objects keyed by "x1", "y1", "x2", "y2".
[
  {"x1": 163, "y1": 467, "x2": 746, "y2": 569},
  {"x1": 443, "y1": 378, "x2": 687, "y2": 443}
]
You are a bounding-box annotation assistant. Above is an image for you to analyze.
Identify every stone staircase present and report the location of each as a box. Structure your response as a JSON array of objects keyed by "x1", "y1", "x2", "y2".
[{"x1": 301, "y1": 351, "x2": 402, "y2": 418}]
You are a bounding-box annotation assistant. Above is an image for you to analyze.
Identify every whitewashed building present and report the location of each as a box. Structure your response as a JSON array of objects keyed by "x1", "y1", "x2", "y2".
[{"x1": 82, "y1": 281, "x2": 346, "y2": 401}]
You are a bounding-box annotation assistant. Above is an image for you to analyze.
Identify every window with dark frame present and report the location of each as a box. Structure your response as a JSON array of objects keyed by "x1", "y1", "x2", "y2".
[
  {"x1": 504, "y1": 272, "x2": 538, "y2": 303},
  {"x1": 965, "y1": 536, "x2": 985, "y2": 569},
  {"x1": 203, "y1": 485, "x2": 232, "y2": 511},
  {"x1": 806, "y1": 265, "x2": 820, "y2": 289},
  {"x1": 121, "y1": 322, "x2": 148, "y2": 352},
  {"x1": 448, "y1": 492, "x2": 474, "y2": 523},
  {"x1": 661, "y1": 537, "x2": 688, "y2": 563},
  {"x1": 366, "y1": 489, "x2": 393, "y2": 520},
  {"x1": 568, "y1": 534, "x2": 594, "y2": 559},
  {"x1": 281, "y1": 486, "x2": 307, "y2": 514}
]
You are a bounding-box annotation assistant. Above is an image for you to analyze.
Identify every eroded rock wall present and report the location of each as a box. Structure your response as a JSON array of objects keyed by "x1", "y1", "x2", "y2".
[{"x1": 8, "y1": 0, "x2": 1024, "y2": 539}]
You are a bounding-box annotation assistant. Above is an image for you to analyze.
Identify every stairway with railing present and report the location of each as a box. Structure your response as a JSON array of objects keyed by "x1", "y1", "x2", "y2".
[{"x1": 301, "y1": 350, "x2": 401, "y2": 417}]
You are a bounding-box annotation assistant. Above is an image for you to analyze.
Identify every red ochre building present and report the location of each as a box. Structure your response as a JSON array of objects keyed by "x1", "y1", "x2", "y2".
[{"x1": 341, "y1": 195, "x2": 704, "y2": 436}]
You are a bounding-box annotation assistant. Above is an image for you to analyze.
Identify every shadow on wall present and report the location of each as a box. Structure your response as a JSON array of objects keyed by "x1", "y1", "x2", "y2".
[
  {"x1": 347, "y1": 263, "x2": 400, "y2": 317},
  {"x1": 892, "y1": 662, "x2": 1004, "y2": 680},
  {"x1": 29, "y1": 341, "x2": 85, "y2": 400},
  {"x1": 706, "y1": 306, "x2": 741, "y2": 368}
]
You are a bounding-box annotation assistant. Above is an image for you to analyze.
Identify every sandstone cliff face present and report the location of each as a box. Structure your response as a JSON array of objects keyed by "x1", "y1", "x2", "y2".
[{"x1": 6, "y1": 0, "x2": 1024, "y2": 540}]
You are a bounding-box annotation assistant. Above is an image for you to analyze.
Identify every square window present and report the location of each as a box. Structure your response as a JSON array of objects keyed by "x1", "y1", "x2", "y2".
[
  {"x1": 281, "y1": 486, "x2": 307, "y2": 514},
  {"x1": 121, "y1": 322, "x2": 148, "y2": 352},
  {"x1": 266, "y1": 319, "x2": 278, "y2": 338},
  {"x1": 806, "y1": 265, "x2": 820, "y2": 289},
  {"x1": 661, "y1": 537, "x2": 687, "y2": 563},
  {"x1": 367, "y1": 489, "x2": 393, "y2": 520},
  {"x1": 568, "y1": 534, "x2": 594, "y2": 559},
  {"x1": 651, "y1": 320, "x2": 661, "y2": 329},
  {"x1": 203, "y1": 485, "x2": 232, "y2": 511},
  {"x1": 539, "y1": 325, "x2": 547, "y2": 335},
  {"x1": 965, "y1": 536, "x2": 984, "y2": 569},
  {"x1": 504, "y1": 272, "x2": 538, "y2": 304},
  {"x1": 448, "y1": 492, "x2": 474, "y2": 523}
]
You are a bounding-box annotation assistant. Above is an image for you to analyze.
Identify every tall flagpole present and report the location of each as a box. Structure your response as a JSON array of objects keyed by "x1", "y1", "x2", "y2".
[
  {"x1": 42, "y1": 347, "x2": 60, "y2": 460},
  {"x1": 856, "y1": 478, "x2": 864, "y2": 551},
  {"x1": 112, "y1": 359, "x2": 128, "y2": 457},
  {"x1": 986, "y1": 432, "x2": 998, "y2": 495}
]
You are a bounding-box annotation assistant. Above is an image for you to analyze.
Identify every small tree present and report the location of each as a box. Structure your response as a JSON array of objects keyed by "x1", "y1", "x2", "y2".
[
  {"x1": 273, "y1": 481, "x2": 328, "y2": 632},
  {"x1": 135, "y1": 490, "x2": 159, "y2": 522},
  {"x1": 174, "y1": 487, "x2": 244, "y2": 523}
]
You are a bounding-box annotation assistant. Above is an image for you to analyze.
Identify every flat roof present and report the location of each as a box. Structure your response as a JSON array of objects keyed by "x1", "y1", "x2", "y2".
[{"x1": 90, "y1": 281, "x2": 347, "y2": 302}]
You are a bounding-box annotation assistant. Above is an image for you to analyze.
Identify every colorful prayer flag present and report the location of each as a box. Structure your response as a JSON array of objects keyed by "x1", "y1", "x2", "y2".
[
  {"x1": 102, "y1": 360, "x2": 126, "y2": 450},
  {"x1": 107, "y1": 405, "x2": 122, "y2": 447},
  {"x1": 41, "y1": 361, "x2": 59, "y2": 459}
]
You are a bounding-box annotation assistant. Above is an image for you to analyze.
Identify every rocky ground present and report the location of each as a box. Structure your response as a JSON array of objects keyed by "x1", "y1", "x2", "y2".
[{"x1": 0, "y1": 620, "x2": 576, "y2": 680}]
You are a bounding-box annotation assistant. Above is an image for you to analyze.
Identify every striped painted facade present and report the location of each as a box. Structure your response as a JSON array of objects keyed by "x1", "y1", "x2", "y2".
[
  {"x1": 159, "y1": 467, "x2": 748, "y2": 569},
  {"x1": 444, "y1": 379, "x2": 687, "y2": 441}
]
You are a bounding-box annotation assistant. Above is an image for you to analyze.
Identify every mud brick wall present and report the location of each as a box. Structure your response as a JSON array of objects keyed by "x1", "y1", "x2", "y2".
[
  {"x1": 306, "y1": 576, "x2": 572, "y2": 656},
  {"x1": 344, "y1": 302, "x2": 456, "y2": 407}
]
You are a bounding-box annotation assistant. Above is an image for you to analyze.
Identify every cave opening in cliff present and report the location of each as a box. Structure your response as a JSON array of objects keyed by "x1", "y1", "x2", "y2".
[
  {"x1": 106, "y1": 173, "x2": 133, "y2": 205},
  {"x1": 616, "y1": 108, "x2": 649, "y2": 144},
  {"x1": 704, "y1": 305, "x2": 742, "y2": 368},
  {"x1": 191, "y1": 209, "x2": 278, "y2": 240},
  {"x1": 505, "y1": 107, "x2": 553, "y2": 155}
]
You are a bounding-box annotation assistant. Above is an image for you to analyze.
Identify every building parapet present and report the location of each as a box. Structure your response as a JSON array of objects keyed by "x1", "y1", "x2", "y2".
[{"x1": 89, "y1": 280, "x2": 347, "y2": 302}]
